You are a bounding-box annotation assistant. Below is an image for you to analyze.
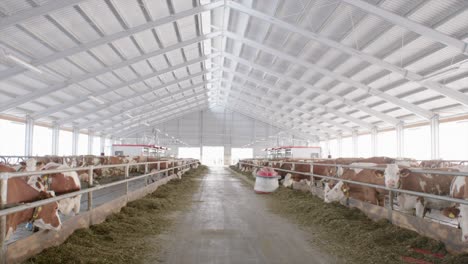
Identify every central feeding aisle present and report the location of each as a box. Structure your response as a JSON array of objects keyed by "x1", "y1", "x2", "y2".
[{"x1": 164, "y1": 167, "x2": 336, "y2": 264}]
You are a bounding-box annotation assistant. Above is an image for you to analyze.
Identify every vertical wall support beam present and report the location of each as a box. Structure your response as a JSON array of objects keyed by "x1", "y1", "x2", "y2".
[
  {"x1": 51, "y1": 122, "x2": 60, "y2": 155},
  {"x1": 88, "y1": 130, "x2": 94, "y2": 155},
  {"x1": 371, "y1": 127, "x2": 378, "y2": 157},
  {"x1": 430, "y1": 114, "x2": 440, "y2": 159},
  {"x1": 325, "y1": 136, "x2": 330, "y2": 158},
  {"x1": 72, "y1": 126, "x2": 79, "y2": 156},
  {"x1": 337, "y1": 133, "x2": 343, "y2": 158},
  {"x1": 199, "y1": 110, "x2": 203, "y2": 161},
  {"x1": 396, "y1": 122, "x2": 405, "y2": 158},
  {"x1": 352, "y1": 131, "x2": 358, "y2": 157},
  {"x1": 24, "y1": 115, "x2": 34, "y2": 156},
  {"x1": 100, "y1": 136, "x2": 105, "y2": 155}
]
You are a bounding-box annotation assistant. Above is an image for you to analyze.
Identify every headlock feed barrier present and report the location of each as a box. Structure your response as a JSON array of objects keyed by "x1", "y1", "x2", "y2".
[
  {"x1": 238, "y1": 159, "x2": 468, "y2": 253},
  {"x1": 0, "y1": 158, "x2": 199, "y2": 263}
]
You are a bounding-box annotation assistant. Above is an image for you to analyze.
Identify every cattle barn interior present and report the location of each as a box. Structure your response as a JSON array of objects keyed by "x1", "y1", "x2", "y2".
[{"x1": 1, "y1": 0, "x2": 468, "y2": 263}]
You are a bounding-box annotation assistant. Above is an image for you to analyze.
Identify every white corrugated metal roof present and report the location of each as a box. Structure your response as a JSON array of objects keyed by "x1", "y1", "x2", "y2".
[{"x1": 0, "y1": 0, "x2": 467, "y2": 140}]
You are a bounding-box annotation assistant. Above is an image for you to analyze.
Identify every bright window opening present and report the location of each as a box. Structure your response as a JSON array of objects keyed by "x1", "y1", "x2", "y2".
[
  {"x1": 440, "y1": 121, "x2": 468, "y2": 160},
  {"x1": 231, "y1": 148, "x2": 253, "y2": 165},
  {"x1": 178, "y1": 147, "x2": 201, "y2": 160},
  {"x1": 202, "y1": 146, "x2": 224, "y2": 166},
  {"x1": 33, "y1": 125, "x2": 52, "y2": 156},
  {"x1": 78, "y1": 134, "x2": 88, "y2": 155},
  {"x1": 0, "y1": 119, "x2": 25, "y2": 156},
  {"x1": 378, "y1": 130, "x2": 396, "y2": 157},
  {"x1": 341, "y1": 137, "x2": 353, "y2": 157},
  {"x1": 357, "y1": 134, "x2": 372, "y2": 158},
  {"x1": 404, "y1": 125, "x2": 430, "y2": 160},
  {"x1": 59, "y1": 130, "x2": 73, "y2": 156}
]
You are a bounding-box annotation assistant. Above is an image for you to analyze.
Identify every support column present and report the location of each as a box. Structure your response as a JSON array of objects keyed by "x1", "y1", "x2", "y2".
[
  {"x1": 352, "y1": 130, "x2": 358, "y2": 157},
  {"x1": 24, "y1": 115, "x2": 34, "y2": 156},
  {"x1": 51, "y1": 122, "x2": 60, "y2": 156},
  {"x1": 371, "y1": 127, "x2": 378, "y2": 157},
  {"x1": 430, "y1": 114, "x2": 440, "y2": 159},
  {"x1": 325, "y1": 136, "x2": 330, "y2": 158},
  {"x1": 396, "y1": 122, "x2": 404, "y2": 158},
  {"x1": 88, "y1": 130, "x2": 94, "y2": 155},
  {"x1": 100, "y1": 136, "x2": 105, "y2": 155},
  {"x1": 199, "y1": 110, "x2": 203, "y2": 161},
  {"x1": 337, "y1": 133, "x2": 343, "y2": 158},
  {"x1": 72, "y1": 126, "x2": 79, "y2": 156}
]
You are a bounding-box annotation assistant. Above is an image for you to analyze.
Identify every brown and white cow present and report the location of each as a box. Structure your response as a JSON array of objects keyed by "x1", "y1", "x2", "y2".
[
  {"x1": 450, "y1": 166, "x2": 468, "y2": 242},
  {"x1": 383, "y1": 164, "x2": 456, "y2": 218},
  {"x1": 0, "y1": 164, "x2": 61, "y2": 240},
  {"x1": 324, "y1": 163, "x2": 387, "y2": 205},
  {"x1": 30, "y1": 163, "x2": 82, "y2": 216}
]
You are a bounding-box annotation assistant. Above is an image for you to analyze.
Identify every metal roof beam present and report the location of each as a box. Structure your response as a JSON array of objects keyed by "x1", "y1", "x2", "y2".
[
  {"x1": 223, "y1": 104, "x2": 321, "y2": 139},
  {"x1": 226, "y1": 91, "x2": 336, "y2": 136},
  {"x1": 77, "y1": 80, "x2": 214, "y2": 129},
  {"x1": 226, "y1": 1, "x2": 468, "y2": 109},
  {"x1": 222, "y1": 67, "x2": 374, "y2": 130},
  {"x1": 225, "y1": 82, "x2": 356, "y2": 133},
  {"x1": 342, "y1": 0, "x2": 468, "y2": 55},
  {"x1": 0, "y1": 32, "x2": 221, "y2": 113},
  {"x1": 115, "y1": 102, "x2": 209, "y2": 137},
  {"x1": 103, "y1": 95, "x2": 209, "y2": 134},
  {"x1": 224, "y1": 31, "x2": 433, "y2": 119},
  {"x1": 0, "y1": 0, "x2": 83, "y2": 31},
  {"x1": 224, "y1": 102, "x2": 324, "y2": 139},
  {"x1": 55, "y1": 69, "x2": 217, "y2": 125},
  {"x1": 230, "y1": 94, "x2": 338, "y2": 136},
  {"x1": 97, "y1": 92, "x2": 209, "y2": 132},
  {"x1": 221, "y1": 52, "x2": 400, "y2": 126},
  {"x1": 32, "y1": 55, "x2": 219, "y2": 119},
  {"x1": 115, "y1": 103, "x2": 209, "y2": 138},
  {"x1": 0, "y1": 1, "x2": 224, "y2": 81}
]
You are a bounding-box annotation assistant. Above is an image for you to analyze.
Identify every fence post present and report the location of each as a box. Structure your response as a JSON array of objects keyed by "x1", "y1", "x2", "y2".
[
  {"x1": 0, "y1": 174, "x2": 8, "y2": 264},
  {"x1": 387, "y1": 191, "x2": 394, "y2": 223},
  {"x1": 310, "y1": 162, "x2": 314, "y2": 186},
  {"x1": 165, "y1": 161, "x2": 169, "y2": 177},
  {"x1": 145, "y1": 163, "x2": 149, "y2": 185},
  {"x1": 125, "y1": 164, "x2": 130, "y2": 195},
  {"x1": 157, "y1": 162, "x2": 161, "y2": 179},
  {"x1": 87, "y1": 166, "x2": 93, "y2": 213}
]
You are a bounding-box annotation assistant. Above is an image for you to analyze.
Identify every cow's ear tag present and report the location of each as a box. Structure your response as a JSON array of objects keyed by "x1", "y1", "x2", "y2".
[
  {"x1": 25, "y1": 222, "x2": 34, "y2": 231},
  {"x1": 449, "y1": 213, "x2": 456, "y2": 219}
]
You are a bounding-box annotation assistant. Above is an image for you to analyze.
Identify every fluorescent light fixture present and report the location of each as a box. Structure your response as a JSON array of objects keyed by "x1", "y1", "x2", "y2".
[
  {"x1": 144, "y1": 122, "x2": 150, "y2": 127},
  {"x1": 88, "y1": 95, "x2": 105, "y2": 105},
  {"x1": 5, "y1": 53, "x2": 42, "y2": 74},
  {"x1": 125, "y1": 113, "x2": 134, "y2": 119}
]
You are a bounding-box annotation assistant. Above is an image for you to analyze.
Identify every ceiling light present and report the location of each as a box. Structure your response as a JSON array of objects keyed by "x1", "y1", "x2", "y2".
[
  {"x1": 88, "y1": 95, "x2": 105, "y2": 105},
  {"x1": 144, "y1": 122, "x2": 150, "y2": 127},
  {"x1": 125, "y1": 113, "x2": 134, "y2": 119},
  {"x1": 5, "y1": 53, "x2": 43, "y2": 74}
]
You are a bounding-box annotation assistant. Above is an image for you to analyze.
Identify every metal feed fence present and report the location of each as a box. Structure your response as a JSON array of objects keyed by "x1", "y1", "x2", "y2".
[
  {"x1": 238, "y1": 160, "x2": 468, "y2": 207},
  {"x1": 0, "y1": 158, "x2": 199, "y2": 264}
]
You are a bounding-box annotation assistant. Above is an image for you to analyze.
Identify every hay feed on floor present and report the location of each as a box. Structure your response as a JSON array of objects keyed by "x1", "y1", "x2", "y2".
[{"x1": 25, "y1": 166, "x2": 208, "y2": 264}]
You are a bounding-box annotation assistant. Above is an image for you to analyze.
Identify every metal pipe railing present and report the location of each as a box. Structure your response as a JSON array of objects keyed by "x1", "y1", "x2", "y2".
[
  {"x1": 238, "y1": 161, "x2": 468, "y2": 206},
  {"x1": 0, "y1": 160, "x2": 198, "y2": 217},
  {"x1": 0, "y1": 159, "x2": 184, "y2": 179}
]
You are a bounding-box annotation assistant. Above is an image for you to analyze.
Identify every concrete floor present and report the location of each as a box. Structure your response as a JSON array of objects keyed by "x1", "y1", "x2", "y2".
[{"x1": 163, "y1": 167, "x2": 338, "y2": 264}]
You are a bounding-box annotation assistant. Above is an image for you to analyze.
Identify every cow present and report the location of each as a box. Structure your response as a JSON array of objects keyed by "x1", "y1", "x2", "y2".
[
  {"x1": 324, "y1": 163, "x2": 387, "y2": 205},
  {"x1": 383, "y1": 164, "x2": 456, "y2": 218},
  {"x1": 31, "y1": 163, "x2": 82, "y2": 215},
  {"x1": 0, "y1": 164, "x2": 61, "y2": 240},
  {"x1": 450, "y1": 166, "x2": 468, "y2": 242}
]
